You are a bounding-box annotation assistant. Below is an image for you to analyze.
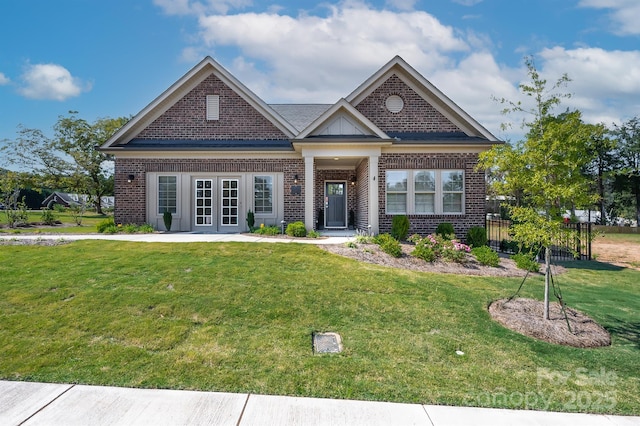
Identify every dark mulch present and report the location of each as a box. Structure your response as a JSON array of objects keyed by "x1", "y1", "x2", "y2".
[{"x1": 489, "y1": 297, "x2": 611, "y2": 348}]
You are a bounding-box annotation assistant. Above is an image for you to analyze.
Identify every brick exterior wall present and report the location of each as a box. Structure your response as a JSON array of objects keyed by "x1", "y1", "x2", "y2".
[
  {"x1": 114, "y1": 158, "x2": 304, "y2": 225},
  {"x1": 355, "y1": 160, "x2": 369, "y2": 231},
  {"x1": 378, "y1": 153, "x2": 485, "y2": 241},
  {"x1": 136, "y1": 74, "x2": 289, "y2": 141},
  {"x1": 355, "y1": 74, "x2": 461, "y2": 133}
]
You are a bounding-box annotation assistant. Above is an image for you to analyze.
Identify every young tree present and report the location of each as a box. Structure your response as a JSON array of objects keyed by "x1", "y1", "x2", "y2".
[
  {"x1": 2, "y1": 112, "x2": 128, "y2": 215},
  {"x1": 611, "y1": 117, "x2": 640, "y2": 225},
  {"x1": 479, "y1": 57, "x2": 598, "y2": 320}
]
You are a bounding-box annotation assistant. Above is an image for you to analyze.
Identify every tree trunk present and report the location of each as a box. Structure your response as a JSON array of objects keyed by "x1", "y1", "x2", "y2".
[{"x1": 544, "y1": 246, "x2": 551, "y2": 320}]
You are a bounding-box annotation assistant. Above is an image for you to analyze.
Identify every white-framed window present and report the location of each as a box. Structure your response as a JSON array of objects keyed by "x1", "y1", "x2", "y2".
[
  {"x1": 386, "y1": 171, "x2": 408, "y2": 214},
  {"x1": 442, "y1": 171, "x2": 464, "y2": 213},
  {"x1": 385, "y1": 170, "x2": 464, "y2": 215},
  {"x1": 206, "y1": 95, "x2": 220, "y2": 120},
  {"x1": 158, "y1": 176, "x2": 177, "y2": 214},
  {"x1": 254, "y1": 175, "x2": 273, "y2": 214},
  {"x1": 414, "y1": 171, "x2": 436, "y2": 214}
]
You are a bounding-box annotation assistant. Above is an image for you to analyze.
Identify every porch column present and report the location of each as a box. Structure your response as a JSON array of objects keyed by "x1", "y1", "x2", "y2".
[
  {"x1": 368, "y1": 155, "x2": 379, "y2": 235},
  {"x1": 304, "y1": 155, "x2": 315, "y2": 230}
]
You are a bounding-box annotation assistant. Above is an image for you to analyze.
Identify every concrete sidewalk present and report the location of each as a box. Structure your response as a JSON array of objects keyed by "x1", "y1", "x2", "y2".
[
  {"x1": 0, "y1": 232, "x2": 354, "y2": 245},
  {"x1": 1, "y1": 381, "x2": 638, "y2": 426}
]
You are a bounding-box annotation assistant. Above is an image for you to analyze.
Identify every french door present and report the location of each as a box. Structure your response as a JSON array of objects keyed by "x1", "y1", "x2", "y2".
[{"x1": 193, "y1": 177, "x2": 240, "y2": 232}]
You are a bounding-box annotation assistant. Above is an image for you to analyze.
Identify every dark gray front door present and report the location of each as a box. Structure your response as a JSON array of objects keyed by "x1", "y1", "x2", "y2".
[{"x1": 325, "y1": 182, "x2": 346, "y2": 228}]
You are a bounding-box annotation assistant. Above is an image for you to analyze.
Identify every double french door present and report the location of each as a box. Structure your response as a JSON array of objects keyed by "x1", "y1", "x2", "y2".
[{"x1": 193, "y1": 177, "x2": 240, "y2": 232}]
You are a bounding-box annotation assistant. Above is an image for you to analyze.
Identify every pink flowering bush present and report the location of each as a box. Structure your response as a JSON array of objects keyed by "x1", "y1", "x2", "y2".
[{"x1": 408, "y1": 233, "x2": 471, "y2": 263}]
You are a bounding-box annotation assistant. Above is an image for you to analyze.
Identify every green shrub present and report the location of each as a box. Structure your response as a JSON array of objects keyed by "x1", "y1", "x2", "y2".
[
  {"x1": 163, "y1": 211, "x2": 172, "y2": 232},
  {"x1": 436, "y1": 222, "x2": 455, "y2": 239},
  {"x1": 412, "y1": 240, "x2": 437, "y2": 262},
  {"x1": 122, "y1": 224, "x2": 138, "y2": 234},
  {"x1": 307, "y1": 229, "x2": 320, "y2": 238},
  {"x1": 511, "y1": 253, "x2": 540, "y2": 272},
  {"x1": 246, "y1": 210, "x2": 255, "y2": 231},
  {"x1": 466, "y1": 226, "x2": 487, "y2": 248},
  {"x1": 345, "y1": 241, "x2": 358, "y2": 249},
  {"x1": 254, "y1": 225, "x2": 280, "y2": 236},
  {"x1": 40, "y1": 208, "x2": 57, "y2": 225},
  {"x1": 138, "y1": 223, "x2": 155, "y2": 233},
  {"x1": 102, "y1": 224, "x2": 118, "y2": 234},
  {"x1": 390, "y1": 215, "x2": 410, "y2": 241},
  {"x1": 374, "y1": 233, "x2": 402, "y2": 258},
  {"x1": 97, "y1": 217, "x2": 116, "y2": 233},
  {"x1": 286, "y1": 221, "x2": 307, "y2": 237},
  {"x1": 471, "y1": 246, "x2": 500, "y2": 267},
  {"x1": 355, "y1": 230, "x2": 374, "y2": 244}
]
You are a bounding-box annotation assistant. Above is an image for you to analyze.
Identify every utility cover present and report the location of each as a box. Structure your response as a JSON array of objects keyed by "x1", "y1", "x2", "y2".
[{"x1": 313, "y1": 332, "x2": 342, "y2": 354}]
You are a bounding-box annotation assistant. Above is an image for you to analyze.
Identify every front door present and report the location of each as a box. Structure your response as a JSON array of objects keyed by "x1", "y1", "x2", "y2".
[{"x1": 325, "y1": 182, "x2": 346, "y2": 228}]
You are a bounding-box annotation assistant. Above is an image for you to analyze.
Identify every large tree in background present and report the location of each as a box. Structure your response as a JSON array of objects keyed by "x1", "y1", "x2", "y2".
[
  {"x1": 583, "y1": 123, "x2": 617, "y2": 224},
  {"x1": 2, "y1": 112, "x2": 128, "y2": 214},
  {"x1": 479, "y1": 57, "x2": 598, "y2": 320},
  {"x1": 611, "y1": 117, "x2": 640, "y2": 225}
]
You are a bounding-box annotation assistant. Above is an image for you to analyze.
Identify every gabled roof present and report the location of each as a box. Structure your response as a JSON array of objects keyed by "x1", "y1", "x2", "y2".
[
  {"x1": 346, "y1": 55, "x2": 499, "y2": 142},
  {"x1": 295, "y1": 99, "x2": 389, "y2": 140},
  {"x1": 101, "y1": 56, "x2": 298, "y2": 149},
  {"x1": 269, "y1": 104, "x2": 332, "y2": 132}
]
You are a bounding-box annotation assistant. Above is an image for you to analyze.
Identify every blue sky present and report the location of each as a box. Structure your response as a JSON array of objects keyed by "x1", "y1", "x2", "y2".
[{"x1": 1, "y1": 0, "x2": 639, "y2": 154}]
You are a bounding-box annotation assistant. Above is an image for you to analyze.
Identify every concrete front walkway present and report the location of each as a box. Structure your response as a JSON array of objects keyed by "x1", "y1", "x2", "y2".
[
  {"x1": 2, "y1": 381, "x2": 638, "y2": 426},
  {"x1": 0, "y1": 232, "x2": 355, "y2": 245}
]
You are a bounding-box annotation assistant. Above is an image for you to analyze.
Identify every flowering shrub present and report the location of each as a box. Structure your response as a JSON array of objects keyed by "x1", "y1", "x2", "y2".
[{"x1": 409, "y1": 233, "x2": 470, "y2": 263}]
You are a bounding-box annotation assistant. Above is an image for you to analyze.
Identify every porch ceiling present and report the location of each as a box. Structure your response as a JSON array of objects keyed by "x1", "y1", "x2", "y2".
[{"x1": 315, "y1": 156, "x2": 363, "y2": 170}]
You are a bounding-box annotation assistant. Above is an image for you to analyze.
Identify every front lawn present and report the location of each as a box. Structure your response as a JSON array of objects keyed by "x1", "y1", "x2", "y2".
[
  {"x1": 0, "y1": 210, "x2": 108, "y2": 234},
  {"x1": 0, "y1": 241, "x2": 638, "y2": 414}
]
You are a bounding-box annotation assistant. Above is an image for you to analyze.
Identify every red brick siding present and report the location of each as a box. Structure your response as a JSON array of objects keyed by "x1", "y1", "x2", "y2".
[
  {"x1": 355, "y1": 160, "x2": 369, "y2": 231},
  {"x1": 114, "y1": 158, "x2": 304, "y2": 225},
  {"x1": 136, "y1": 74, "x2": 288, "y2": 140},
  {"x1": 355, "y1": 74, "x2": 461, "y2": 133},
  {"x1": 378, "y1": 153, "x2": 485, "y2": 241}
]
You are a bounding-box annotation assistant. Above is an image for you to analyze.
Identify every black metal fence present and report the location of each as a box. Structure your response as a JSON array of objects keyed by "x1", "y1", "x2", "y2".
[{"x1": 486, "y1": 219, "x2": 592, "y2": 261}]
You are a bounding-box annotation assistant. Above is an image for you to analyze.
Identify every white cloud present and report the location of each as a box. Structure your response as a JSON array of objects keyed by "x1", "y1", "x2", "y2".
[
  {"x1": 538, "y1": 46, "x2": 640, "y2": 125},
  {"x1": 578, "y1": 0, "x2": 640, "y2": 35},
  {"x1": 0, "y1": 72, "x2": 10, "y2": 85},
  {"x1": 157, "y1": 1, "x2": 640, "y2": 139},
  {"x1": 196, "y1": 3, "x2": 470, "y2": 102},
  {"x1": 18, "y1": 63, "x2": 89, "y2": 101}
]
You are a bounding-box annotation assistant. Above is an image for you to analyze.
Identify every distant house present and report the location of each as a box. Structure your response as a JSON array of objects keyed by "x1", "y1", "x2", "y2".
[
  {"x1": 42, "y1": 192, "x2": 114, "y2": 210},
  {"x1": 101, "y1": 56, "x2": 502, "y2": 235}
]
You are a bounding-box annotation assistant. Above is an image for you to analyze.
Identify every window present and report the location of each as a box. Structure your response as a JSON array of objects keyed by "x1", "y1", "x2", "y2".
[
  {"x1": 385, "y1": 170, "x2": 464, "y2": 215},
  {"x1": 386, "y1": 171, "x2": 407, "y2": 214},
  {"x1": 206, "y1": 95, "x2": 219, "y2": 120},
  {"x1": 414, "y1": 171, "x2": 435, "y2": 214},
  {"x1": 158, "y1": 176, "x2": 177, "y2": 214},
  {"x1": 442, "y1": 171, "x2": 464, "y2": 213},
  {"x1": 254, "y1": 176, "x2": 273, "y2": 214}
]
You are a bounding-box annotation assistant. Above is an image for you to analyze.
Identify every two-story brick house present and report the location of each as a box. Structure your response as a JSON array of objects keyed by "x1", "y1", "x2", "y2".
[{"x1": 101, "y1": 55, "x2": 501, "y2": 236}]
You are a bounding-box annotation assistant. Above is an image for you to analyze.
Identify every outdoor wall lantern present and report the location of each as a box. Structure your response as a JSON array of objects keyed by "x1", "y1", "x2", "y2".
[
  {"x1": 294, "y1": 174, "x2": 299, "y2": 184},
  {"x1": 350, "y1": 176, "x2": 357, "y2": 186},
  {"x1": 127, "y1": 174, "x2": 135, "y2": 183}
]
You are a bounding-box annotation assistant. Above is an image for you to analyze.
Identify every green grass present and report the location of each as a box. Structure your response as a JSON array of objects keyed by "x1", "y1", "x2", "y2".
[
  {"x1": 597, "y1": 232, "x2": 640, "y2": 245},
  {"x1": 0, "y1": 210, "x2": 109, "y2": 234},
  {"x1": 0, "y1": 241, "x2": 638, "y2": 414}
]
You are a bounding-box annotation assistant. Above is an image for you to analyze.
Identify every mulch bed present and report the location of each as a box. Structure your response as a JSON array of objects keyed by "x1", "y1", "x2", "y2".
[{"x1": 488, "y1": 297, "x2": 611, "y2": 348}]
